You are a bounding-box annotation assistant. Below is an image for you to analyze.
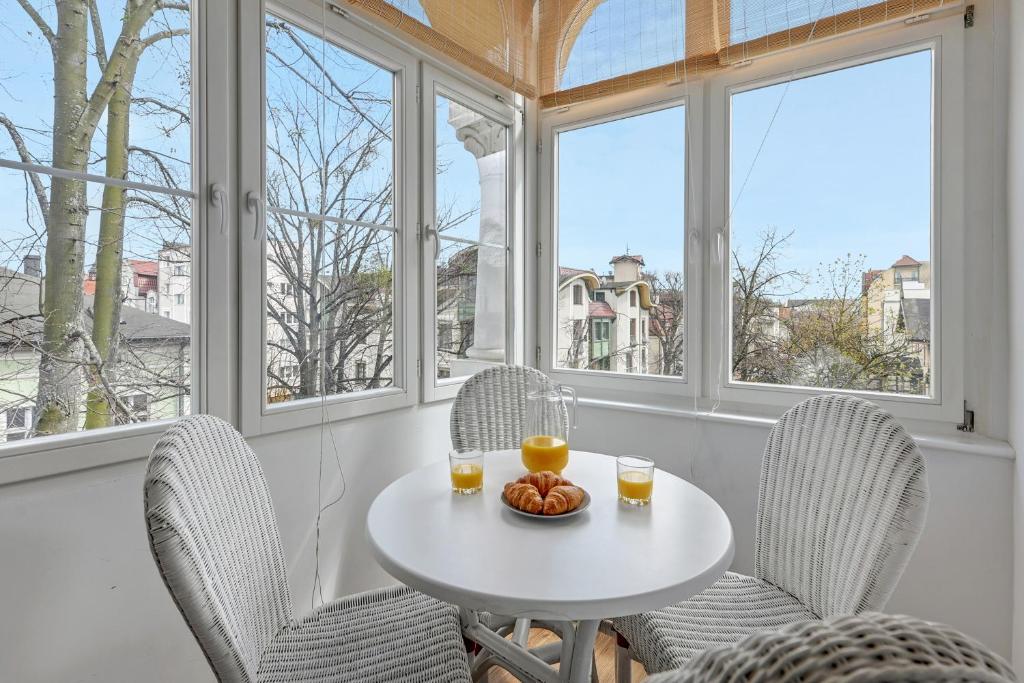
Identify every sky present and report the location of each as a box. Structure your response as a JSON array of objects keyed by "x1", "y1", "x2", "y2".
[
  {"x1": 0, "y1": 1, "x2": 932, "y2": 300},
  {"x1": 0, "y1": 3, "x2": 192, "y2": 272},
  {"x1": 557, "y1": 48, "x2": 933, "y2": 296}
]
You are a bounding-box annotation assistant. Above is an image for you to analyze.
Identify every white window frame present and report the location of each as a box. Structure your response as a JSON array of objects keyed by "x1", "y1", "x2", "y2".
[
  {"x1": 420, "y1": 64, "x2": 520, "y2": 403},
  {"x1": 706, "y1": 17, "x2": 965, "y2": 423},
  {"x1": 0, "y1": 0, "x2": 233, "y2": 464},
  {"x1": 539, "y1": 87, "x2": 704, "y2": 400},
  {"x1": 239, "y1": 1, "x2": 420, "y2": 436}
]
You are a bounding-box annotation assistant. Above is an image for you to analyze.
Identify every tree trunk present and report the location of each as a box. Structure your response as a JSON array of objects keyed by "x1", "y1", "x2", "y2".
[
  {"x1": 85, "y1": 49, "x2": 140, "y2": 429},
  {"x1": 35, "y1": 0, "x2": 91, "y2": 436}
]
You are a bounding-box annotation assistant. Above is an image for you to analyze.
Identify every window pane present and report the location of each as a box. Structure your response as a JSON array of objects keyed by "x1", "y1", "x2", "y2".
[
  {"x1": 0, "y1": 170, "x2": 192, "y2": 440},
  {"x1": 433, "y1": 95, "x2": 508, "y2": 381},
  {"x1": 556, "y1": 106, "x2": 687, "y2": 378},
  {"x1": 561, "y1": 0, "x2": 686, "y2": 91},
  {"x1": 0, "y1": 3, "x2": 192, "y2": 189},
  {"x1": 266, "y1": 215, "x2": 395, "y2": 403},
  {"x1": 729, "y1": 0, "x2": 862, "y2": 44},
  {"x1": 265, "y1": 16, "x2": 394, "y2": 226},
  {"x1": 729, "y1": 50, "x2": 932, "y2": 396},
  {"x1": 264, "y1": 16, "x2": 397, "y2": 406}
]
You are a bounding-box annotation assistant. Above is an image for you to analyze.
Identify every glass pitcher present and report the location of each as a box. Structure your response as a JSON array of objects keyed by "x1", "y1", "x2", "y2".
[{"x1": 521, "y1": 381, "x2": 577, "y2": 474}]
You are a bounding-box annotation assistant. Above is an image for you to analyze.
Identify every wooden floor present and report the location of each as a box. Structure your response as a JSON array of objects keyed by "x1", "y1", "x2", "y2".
[{"x1": 483, "y1": 628, "x2": 647, "y2": 682}]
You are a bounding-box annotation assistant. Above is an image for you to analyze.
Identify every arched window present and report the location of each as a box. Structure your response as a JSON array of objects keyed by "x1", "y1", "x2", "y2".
[
  {"x1": 385, "y1": 0, "x2": 431, "y2": 25},
  {"x1": 560, "y1": 0, "x2": 685, "y2": 91}
]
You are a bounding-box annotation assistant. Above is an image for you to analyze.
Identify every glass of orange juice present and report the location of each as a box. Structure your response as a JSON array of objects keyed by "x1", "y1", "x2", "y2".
[
  {"x1": 449, "y1": 450, "x2": 484, "y2": 494},
  {"x1": 617, "y1": 455, "x2": 654, "y2": 505}
]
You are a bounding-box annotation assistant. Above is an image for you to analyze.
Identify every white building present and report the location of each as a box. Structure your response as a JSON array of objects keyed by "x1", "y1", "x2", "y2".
[{"x1": 556, "y1": 254, "x2": 659, "y2": 374}]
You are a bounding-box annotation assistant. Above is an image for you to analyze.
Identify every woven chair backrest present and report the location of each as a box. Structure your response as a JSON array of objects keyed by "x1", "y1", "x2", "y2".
[
  {"x1": 755, "y1": 394, "x2": 928, "y2": 618},
  {"x1": 144, "y1": 415, "x2": 293, "y2": 682}
]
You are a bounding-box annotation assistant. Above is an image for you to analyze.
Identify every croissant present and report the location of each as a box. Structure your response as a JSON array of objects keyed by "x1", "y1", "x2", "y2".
[
  {"x1": 543, "y1": 485, "x2": 585, "y2": 515},
  {"x1": 516, "y1": 471, "x2": 572, "y2": 497},
  {"x1": 504, "y1": 482, "x2": 544, "y2": 514}
]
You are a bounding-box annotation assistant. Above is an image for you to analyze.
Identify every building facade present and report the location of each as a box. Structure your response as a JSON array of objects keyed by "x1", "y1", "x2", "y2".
[{"x1": 556, "y1": 254, "x2": 679, "y2": 375}]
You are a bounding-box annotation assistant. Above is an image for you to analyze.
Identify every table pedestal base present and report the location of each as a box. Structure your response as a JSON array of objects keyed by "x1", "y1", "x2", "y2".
[{"x1": 461, "y1": 608, "x2": 601, "y2": 683}]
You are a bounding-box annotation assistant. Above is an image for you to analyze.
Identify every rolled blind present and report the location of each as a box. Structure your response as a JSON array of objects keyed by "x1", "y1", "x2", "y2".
[
  {"x1": 538, "y1": 0, "x2": 960, "y2": 107},
  {"x1": 336, "y1": 0, "x2": 538, "y2": 97}
]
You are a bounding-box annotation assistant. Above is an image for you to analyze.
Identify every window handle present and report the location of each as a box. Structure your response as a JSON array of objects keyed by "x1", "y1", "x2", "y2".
[
  {"x1": 246, "y1": 191, "x2": 263, "y2": 241},
  {"x1": 209, "y1": 183, "x2": 227, "y2": 236},
  {"x1": 712, "y1": 226, "x2": 725, "y2": 265},
  {"x1": 688, "y1": 228, "x2": 701, "y2": 266},
  {"x1": 425, "y1": 223, "x2": 439, "y2": 260}
]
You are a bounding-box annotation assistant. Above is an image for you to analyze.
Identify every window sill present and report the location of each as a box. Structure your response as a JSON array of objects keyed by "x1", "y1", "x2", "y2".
[
  {"x1": 576, "y1": 397, "x2": 1015, "y2": 461},
  {"x1": 0, "y1": 420, "x2": 175, "y2": 486}
]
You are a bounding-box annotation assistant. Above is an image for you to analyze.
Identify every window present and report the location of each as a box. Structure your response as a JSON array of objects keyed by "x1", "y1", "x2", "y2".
[
  {"x1": 727, "y1": 50, "x2": 933, "y2": 397},
  {"x1": 174, "y1": 265, "x2": 186, "y2": 276},
  {"x1": 0, "y1": 2, "x2": 194, "y2": 443},
  {"x1": 262, "y1": 14, "x2": 398, "y2": 406},
  {"x1": 554, "y1": 105, "x2": 687, "y2": 379},
  {"x1": 590, "y1": 320, "x2": 611, "y2": 370},
  {"x1": 4, "y1": 407, "x2": 31, "y2": 441},
  {"x1": 356, "y1": 361, "x2": 367, "y2": 380},
  {"x1": 121, "y1": 394, "x2": 152, "y2": 423},
  {"x1": 595, "y1": 291, "x2": 606, "y2": 302},
  {"x1": 176, "y1": 294, "x2": 185, "y2": 305},
  {"x1": 424, "y1": 67, "x2": 513, "y2": 397},
  {"x1": 560, "y1": 0, "x2": 686, "y2": 91},
  {"x1": 630, "y1": 319, "x2": 637, "y2": 343},
  {"x1": 573, "y1": 285, "x2": 584, "y2": 305}
]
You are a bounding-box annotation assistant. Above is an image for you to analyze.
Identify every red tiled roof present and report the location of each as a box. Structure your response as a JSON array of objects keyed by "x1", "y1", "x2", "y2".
[
  {"x1": 588, "y1": 301, "x2": 615, "y2": 318},
  {"x1": 126, "y1": 259, "x2": 159, "y2": 277},
  {"x1": 862, "y1": 268, "x2": 884, "y2": 294},
  {"x1": 891, "y1": 255, "x2": 921, "y2": 268}
]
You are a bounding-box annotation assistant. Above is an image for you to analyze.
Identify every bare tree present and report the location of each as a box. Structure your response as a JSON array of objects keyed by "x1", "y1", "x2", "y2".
[
  {"x1": 647, "y1": 271, "x2": 685, "y2": 376},
  {"x1": 781, "y1": 254, "x2": 919, "y2": 392},
  {"x1": 732, "y1": 229, "x2": 922, "y2": 392},
  {"x1": 731, "y1": 228, "x2": 805, "y2": 383},
  {"x1": 2, "y1": 1, "x2": 191, "y2": 435},
  {"x1": 263, "y1": 18, "x2": 399, "y2": 401}
]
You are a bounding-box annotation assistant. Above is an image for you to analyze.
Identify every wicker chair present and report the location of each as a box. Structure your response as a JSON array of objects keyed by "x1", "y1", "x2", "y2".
[
  {"x1": 643, "y1": 613, "x2": 1016, "y2": 683},
  {"x1": 450, "y1": 365, "x2": 568, "y2": 453},
  {"x1": 613, "y1": 394, "x2": 929, "y2": 681},
  {"x1": 144, "y1": 415, "x2": 472, "y2": 683}
]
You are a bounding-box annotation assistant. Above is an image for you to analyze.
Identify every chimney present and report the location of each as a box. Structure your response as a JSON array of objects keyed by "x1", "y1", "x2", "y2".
[{"x1": 22, "y1": 254, "x2": 41, "y2": 278}]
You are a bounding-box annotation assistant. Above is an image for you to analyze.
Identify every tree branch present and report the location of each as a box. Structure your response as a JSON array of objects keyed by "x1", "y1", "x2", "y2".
[
  {"x1": 15, "y1": 0, "x2": 55, "y2": 52},
  {"x1": 141, "y1": 27, "x2": 189, "y2": 48},
  {"x1": 0, "y1": 114, "x2": 50, "y2": 217},
  {"x1": 87, "y1": 0, "x2": 108, "y2": 71}
]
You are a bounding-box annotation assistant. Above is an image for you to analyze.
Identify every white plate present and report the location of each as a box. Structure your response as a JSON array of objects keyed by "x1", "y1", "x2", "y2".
[{"x1": 500, "y1": 489, "x2": 591, "y2": 519}]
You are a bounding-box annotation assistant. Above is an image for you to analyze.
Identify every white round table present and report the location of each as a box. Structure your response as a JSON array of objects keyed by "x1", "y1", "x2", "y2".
[{"x1": 367, "y1": 450, "x2": 734, "y2": 683}]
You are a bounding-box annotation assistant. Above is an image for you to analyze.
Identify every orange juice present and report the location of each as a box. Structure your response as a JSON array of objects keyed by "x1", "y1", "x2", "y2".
[
  {"x1": 520, "y1": 435, "x2": 569, "y2": 474},
  {"x1": 618, "y1": 471, "x2": 653, "y2": 504},
  {"x1": 450, "y1": 463, "x2": 483, "y2": 493}
]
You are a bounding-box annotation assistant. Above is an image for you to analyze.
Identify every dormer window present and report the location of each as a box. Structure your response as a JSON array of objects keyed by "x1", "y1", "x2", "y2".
[{"x1": 573, "y1": 284, "x2": 583, "y2": 305}]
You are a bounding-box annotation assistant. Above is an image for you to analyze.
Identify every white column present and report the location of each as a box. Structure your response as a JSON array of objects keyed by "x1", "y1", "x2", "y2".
[{"x1": 448, "y1": 103, "x2": 507, "y2": 364}]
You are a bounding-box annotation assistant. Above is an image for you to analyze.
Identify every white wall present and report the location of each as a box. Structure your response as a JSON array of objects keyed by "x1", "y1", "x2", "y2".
[
  {"x1": 1006, "y1": 0, "x2": 1024, "y2": 669},
  {"x1": 0, "y1": 402, "x2": 452, "y2": 683},
  {"x1": 570, "y1": 403, "x2": 1015, "y2": 659},
  {"x1": 0, "y1": 399, "x2": 1014, "y2": 681}
]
